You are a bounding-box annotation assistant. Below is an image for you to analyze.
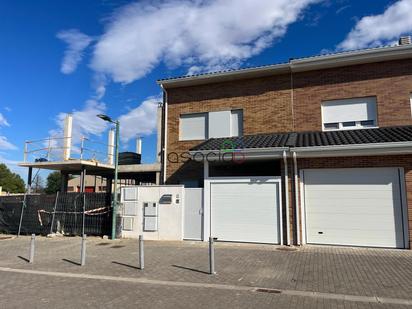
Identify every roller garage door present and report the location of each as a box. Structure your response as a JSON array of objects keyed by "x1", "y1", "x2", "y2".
[
  {"x1": 209, "y1": 178, "x2": 281, "y2": 244},
  {"x1": 303, "y1": 168, "x2": 406, "y2": 248}
]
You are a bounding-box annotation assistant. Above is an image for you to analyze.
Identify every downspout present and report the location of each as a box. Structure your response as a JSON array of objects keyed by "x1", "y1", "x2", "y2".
[
  {"x1": 160, "y1": 85, "x2": 168, "y2": 184},
  {"x1": 292, "y1": 151, "x2": 301, "y2": 245},
  {"x1": 283, "y1": 151, "x2": 291, "y2": 246}
]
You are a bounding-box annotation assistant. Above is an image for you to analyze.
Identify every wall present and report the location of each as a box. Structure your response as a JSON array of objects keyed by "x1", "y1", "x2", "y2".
[
  {"x1": 166, "y1": 74, "x2": 292, "y2": 184},
  {"x1": 293, "y1": 59, "x2": 412, "y2": 132},
  {"x1": 165, "y1": 58, "x2": 412, "y2": 184},
  {"x1": 121, "y1": 185, "x2": 184, "y2": 240}
]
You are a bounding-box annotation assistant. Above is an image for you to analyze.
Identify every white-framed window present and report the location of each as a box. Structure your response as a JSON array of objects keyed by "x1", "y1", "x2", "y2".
[
  {"x1": 179, "y1": 109, "x2": 243, "y2": 141},
  {"x1": 179, "y1": 113, "x2": 208, "y2": 141},
  {"x1": 321, "y1": 97, "x2": 377, "y2": 131}
]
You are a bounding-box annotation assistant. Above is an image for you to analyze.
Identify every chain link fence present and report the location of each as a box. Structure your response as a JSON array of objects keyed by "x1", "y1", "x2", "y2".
[{"x1": 0, "y1": 192, "x2": 114, "y2": 236}]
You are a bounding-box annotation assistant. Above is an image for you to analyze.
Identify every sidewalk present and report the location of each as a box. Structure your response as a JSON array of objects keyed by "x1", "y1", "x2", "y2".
[{"x1": 1, "y1": 236, "x2": 412, "y2": 308}]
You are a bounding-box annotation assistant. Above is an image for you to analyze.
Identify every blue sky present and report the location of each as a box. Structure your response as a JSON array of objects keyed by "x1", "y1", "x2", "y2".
[{"x1": 1, "y1": 0, "x2": 411, "y2": 179}]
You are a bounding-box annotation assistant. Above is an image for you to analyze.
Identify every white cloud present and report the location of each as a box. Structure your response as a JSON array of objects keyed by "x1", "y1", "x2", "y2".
[
  {"x1": 338, "y1": 0, "x2": 412, "y2": 50},
  {"x1": 91, "y1": 0, "x2": 319, "y2": 83},
  {"x1": 44, "y1": 96, "x2": 158, "y2": 162},
  {"x1": 53, "y1": 100, "x2": 108, "y2": 143},
  {"x1": 118, "y1": 96, "x2": 160, "y2": 143},
  {"x1": 0, "y1": 136, "x2": 17, "y2": 150},
  {"x1": 57, "y1": 29, "x2": 93, "y2": 74},
  {"x1": 0, "y1": 113, "x2": 10, "y2": 127}
]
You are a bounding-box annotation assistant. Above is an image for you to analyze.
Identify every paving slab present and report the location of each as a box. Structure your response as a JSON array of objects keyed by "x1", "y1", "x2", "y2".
[{"x1": 1, "y1": 236, "x2": 412, "y2": 308}]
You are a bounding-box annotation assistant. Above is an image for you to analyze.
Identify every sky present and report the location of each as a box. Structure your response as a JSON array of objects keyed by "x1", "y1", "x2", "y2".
[{"x1": 1, "y1": 0, "x2": 412, "y2": 180}]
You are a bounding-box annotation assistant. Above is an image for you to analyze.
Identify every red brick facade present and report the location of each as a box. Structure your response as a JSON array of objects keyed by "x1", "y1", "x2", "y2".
[
  {"x1": 166, "y1": 59, "x2": 412, "y2": 183},
  {"x1": 163, "y1": 58, "x2": 412, "y2": 248}
]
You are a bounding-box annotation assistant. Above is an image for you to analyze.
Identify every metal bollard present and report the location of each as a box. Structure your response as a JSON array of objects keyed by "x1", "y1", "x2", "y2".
[
  {"x1": 139, "y1": 235, "x2": 144, "y2": 270},
  {"x1": 29, "y1": 234, "x2": 35, "y2": 264},
  {"x1": 209, "y1": 237, "x2": 217, "y2": 275},
  {"x1": 80, "y1": 234, "x2": 87, "y2": 266}
]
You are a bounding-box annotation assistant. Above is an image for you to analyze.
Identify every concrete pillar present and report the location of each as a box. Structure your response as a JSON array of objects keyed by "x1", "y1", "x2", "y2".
[
  {"x1": 107, "y1": 129, "x2": 115, "y2": 165},
  {"x1": 63, "y1": 114, "x2": 73, "y2": 161},
  {"x1": 136, "y1": 137, "x2": 142, "y2": 155},
  {"x1": 27, "y1": 167, "x2": 33, "y2": 194},
  {"x1": 60, "y1": 172, "x2": 69, "y2": 192},
  {"x1": 156, "y1": 105, "x2": 162, "y2": 162},
  {"x1": 79, "y1": 167, "x2": 87, "y2": 193},
  {"x1": 107, "y1": 178, "x2": 113, "y2": 195}
]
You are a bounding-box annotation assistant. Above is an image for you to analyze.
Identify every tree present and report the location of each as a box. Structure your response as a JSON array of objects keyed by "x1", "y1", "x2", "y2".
[
  {"x1": 45, "y1": 171, "x2": 62, "y2": 194},
  {"x1": 32, "y1": 174, "x2": 45, "y2": 193},
  {"x1": 0, "y1": 163, "x2": 25, "y2": 193}
]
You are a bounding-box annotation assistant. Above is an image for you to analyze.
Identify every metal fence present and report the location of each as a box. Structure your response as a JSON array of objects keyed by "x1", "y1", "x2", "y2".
[{"x1": 0, "y1": 192, "x2": 113, "y2": 236}]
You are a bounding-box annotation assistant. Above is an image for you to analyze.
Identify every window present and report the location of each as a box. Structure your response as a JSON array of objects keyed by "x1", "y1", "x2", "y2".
[
  {"x1": 179, "y1": 113, "x2": 208, "y2": 140},
  {"x1": 322, "y1": 97, "x2": 377, "y2": 131},
  {"x1": 179, "y1": 109, "x2": 243, "y2": 140}
]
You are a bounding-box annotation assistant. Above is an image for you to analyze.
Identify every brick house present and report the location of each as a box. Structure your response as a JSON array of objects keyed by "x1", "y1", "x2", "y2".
[{"x1": 157, "y1": 39, "x2": 412, "y2": 249}]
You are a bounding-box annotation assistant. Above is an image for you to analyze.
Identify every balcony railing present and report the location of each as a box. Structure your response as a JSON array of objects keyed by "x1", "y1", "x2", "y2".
[{"x1": 23, "y1": 136, "x2": 114, "y2": 165}]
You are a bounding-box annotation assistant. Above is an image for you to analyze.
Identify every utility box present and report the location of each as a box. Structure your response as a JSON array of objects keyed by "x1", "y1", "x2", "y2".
[
  {"x1": 143, "y1": 202, "x2": 158, "y2": 231},
  {"x1": 123, "y1": 202, "x2": 138, "y2": 216},
  {"x1": 144, "y1": 202, "x2": 158, "y2": 216}
]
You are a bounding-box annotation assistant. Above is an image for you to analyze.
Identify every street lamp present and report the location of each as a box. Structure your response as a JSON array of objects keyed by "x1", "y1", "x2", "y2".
[{"x1": 97, "y1": 114, "x2": 120, "y2": 240}]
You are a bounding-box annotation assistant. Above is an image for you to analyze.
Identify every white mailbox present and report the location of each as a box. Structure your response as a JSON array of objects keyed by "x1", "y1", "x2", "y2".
[
  {"x1": 144, "y1": 202, "x2": 158, "y2": 216},
  {"x1": 144, "y1": 217, "x2": 158, "y2": 231},
  {"x1": 143, "y1": 202, "x2": 158, "y2": 231},
  {"x1": 123, "y1": 202, "x2": 138, "y2": 216},
  {"x1": 122, "y1": 217, "x2": 134, "y2": 231},
  {"x1": 123, "y1": 187, "x2": 138, "y2": 201}
]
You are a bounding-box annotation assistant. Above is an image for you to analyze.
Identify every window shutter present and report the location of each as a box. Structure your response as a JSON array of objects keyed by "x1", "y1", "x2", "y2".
[{"x1": 180, "y1": 113, "x2": 207, "y2": 140}]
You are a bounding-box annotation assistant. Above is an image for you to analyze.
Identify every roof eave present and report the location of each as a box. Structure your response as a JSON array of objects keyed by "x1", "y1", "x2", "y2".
[
  {"x1": 157, "y1": 64, "x2": 290, "y2": 88},
  {"x1": 189, "y1": 147, "x2": 288, "y2": 161},
  {"x1": 157, "y1": 44, "x2": 412, "y2": 89},
  {"x1": 291, "y1": 44, "x2": 412, "y2": 72},
  {"x1": 291, "y1": 141, "x2": 412, "y2": 158}
]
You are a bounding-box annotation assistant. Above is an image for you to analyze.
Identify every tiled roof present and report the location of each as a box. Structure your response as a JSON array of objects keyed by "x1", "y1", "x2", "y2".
[
  {"x1": 189, "y1": 126, "x2": 412, "y2": 151},
  {"x1": 191, "y1": 133, "x2": 291, "y2": 151}
]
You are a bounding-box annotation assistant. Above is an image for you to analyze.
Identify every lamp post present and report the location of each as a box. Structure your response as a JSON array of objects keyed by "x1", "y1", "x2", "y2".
[{"x1": 97, "y1": 114, "x2": 120, "y2": 240}]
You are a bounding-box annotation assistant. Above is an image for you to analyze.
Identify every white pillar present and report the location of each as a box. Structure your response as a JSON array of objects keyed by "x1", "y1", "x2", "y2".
[
  {"x1": 63, "y1": 114, "x2": 73, "y2": 161},
  {"x1": 283, "y1": 151, "x2": 290, "y2": 246},
  {"x1": 136, "y1": 137, "x2": 142, "y2": 155},
  {"x1": 156, "y1": 105, "x2": 162, "y2": 162},
  {"x1": 107, "y1": 129, "x2": 115, "y2": 165}
]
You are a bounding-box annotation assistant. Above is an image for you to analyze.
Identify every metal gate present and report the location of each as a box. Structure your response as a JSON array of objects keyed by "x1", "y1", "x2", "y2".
[{"x1": 183, "y1": 188, "x2": 203, "y2": 240}]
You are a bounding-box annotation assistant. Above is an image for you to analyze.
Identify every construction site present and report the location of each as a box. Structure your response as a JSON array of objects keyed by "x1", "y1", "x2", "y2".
[{"x1": 0, "y1": 105, "x2": 163, "y2": 237}]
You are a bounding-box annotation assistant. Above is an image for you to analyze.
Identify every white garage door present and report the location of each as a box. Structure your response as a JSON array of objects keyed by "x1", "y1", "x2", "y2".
[
  {"x1": 210, "y1": 178, "x2": 281, "y2": 244},
  {"x1": 303, "y1": 168, "x2": 405, "y2": 248}
]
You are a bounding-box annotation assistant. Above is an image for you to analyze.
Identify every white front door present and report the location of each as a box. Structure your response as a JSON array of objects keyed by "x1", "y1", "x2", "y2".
[
  {"x1": 208, "y1": 177, "x2": 281, "y2": 244},
  {"x1": 183, "y1": 188, "x2": 203, "y2": 240},
  {"x1": 302, "y1": 168, "x2": 406, "y2": 248}
]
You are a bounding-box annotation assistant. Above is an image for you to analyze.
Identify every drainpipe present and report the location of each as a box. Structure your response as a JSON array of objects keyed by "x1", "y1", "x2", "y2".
[
  {"x1": 292, "y1": 152, "x2": 301, "y2": 245},
  {"x1": 283, "y1": 151, "x2": 291, "y2": 246},
  {"x1": 160, "y1": 85, "x2": 168, "y2": 184}
]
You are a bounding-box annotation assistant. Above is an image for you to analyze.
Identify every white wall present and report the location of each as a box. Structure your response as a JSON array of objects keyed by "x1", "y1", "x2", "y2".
[{"x1": 121, "y1": 185, "x2": 184, "y2": 240}]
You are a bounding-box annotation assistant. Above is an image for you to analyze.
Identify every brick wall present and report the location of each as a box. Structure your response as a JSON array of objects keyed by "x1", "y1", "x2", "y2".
[
  {"x1": 166, "y1": 74, "x2": 292, "y2": 183},
  {"x1": 293, "y1": 59, "x2": 412, "y2": 131},
  {"x1": 295, "y1": 155, "x2": 412, "y2": 249},
  {"x1": 165, "y1": 59, "x2": 412, "y2": 184}
]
